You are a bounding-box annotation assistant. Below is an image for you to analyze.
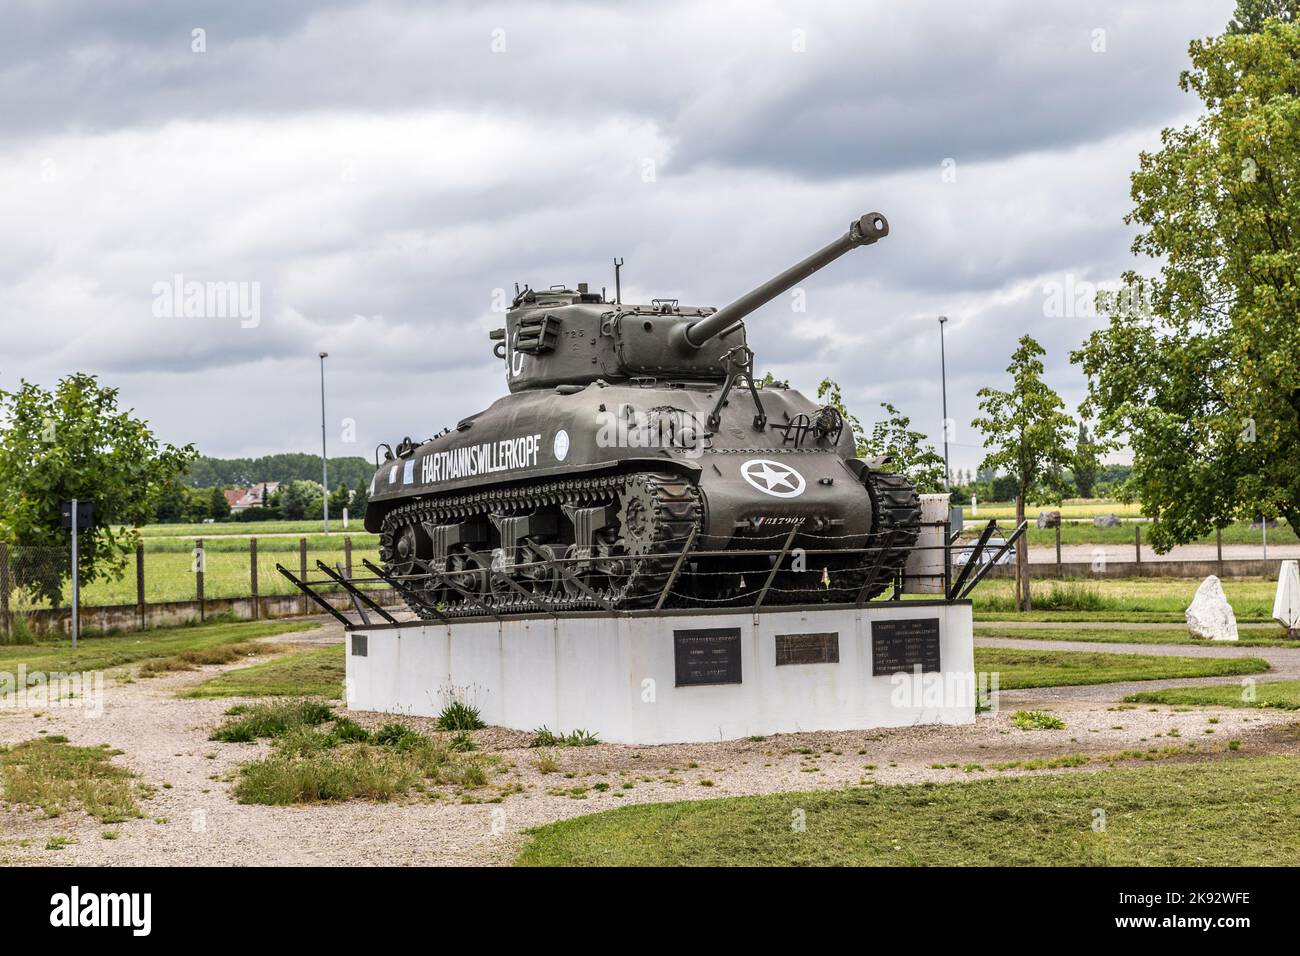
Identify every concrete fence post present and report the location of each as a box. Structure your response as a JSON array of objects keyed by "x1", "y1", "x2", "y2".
[
  {"x1": 250, "y1": 538, "x2": 259, "y2": 621},
  {"x1": 135, "y1": 541, "x2": 145, "y2": 631},
  {"x1": 345, "y1": 536, "x2": 353, "y2": 578},
  {"x1": 196, "y1": 537, "x2": 205, "y2": 623}
]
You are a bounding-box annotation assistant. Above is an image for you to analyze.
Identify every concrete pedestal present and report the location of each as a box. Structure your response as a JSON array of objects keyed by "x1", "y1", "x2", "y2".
[{"x1": 345, "y1": 602, "x2": 975, "y2": 745}]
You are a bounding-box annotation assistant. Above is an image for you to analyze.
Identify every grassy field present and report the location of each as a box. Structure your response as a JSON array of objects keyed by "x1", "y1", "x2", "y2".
[
  {"x1": 0, "y1": 618, "x2": 315, "y2": 680},
  {"x1": 138, "y1": 520, "x2": 368, "y2": 538},
  {"x1": 973, "y1": 647, "x2": 1270, "y2": 689},
  {"x1": 185, "y1": 644, "x2": 345, "y2": 699},
  {"x1": 974, "y1": 624, "x2": 1294, "y2": 647},
  {"x1": 1125, "y1": 681, "x2": 1300, "y2": 710},
  {"x1": 10, "y1": 540, "x2": 383, "y2": 608},
  {"x1": 963, "y1": 500, "x2": 1145, "y2": 521},
  {"x1": 1015, "y1": 520, "x2": 1286, "y2": 549},
  {"x1": 969, "y1": 578, "x2": 1278, "y2": 622},
  {"x1": 516, "y1": 754, "x2": 1300, "y2": 866}
]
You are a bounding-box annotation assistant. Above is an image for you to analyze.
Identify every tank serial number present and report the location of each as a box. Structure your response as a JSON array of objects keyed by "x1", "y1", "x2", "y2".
[{"x1": 419, "y1": 434, "x2": 542, "y2": 483}]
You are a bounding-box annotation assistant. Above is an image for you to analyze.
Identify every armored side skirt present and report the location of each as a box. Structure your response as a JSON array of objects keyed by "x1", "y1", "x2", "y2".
[{"x1": 346, "y1": 602, "x2": 975, "y2": 745}]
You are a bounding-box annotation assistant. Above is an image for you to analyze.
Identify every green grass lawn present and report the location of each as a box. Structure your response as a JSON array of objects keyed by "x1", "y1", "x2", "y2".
[
  {"x1": 0, "y1": 619, "x2": 316, "y2": 680},
  {"x1": 1125, "y1": 681, "x2": 1300, "y2": 710},
  {"x1": 973, "y1": 647, "x2": 1270, "y2": 689},
  {"x1": 34, "y1": 545, "x2": 383, "y2": 606},
  {"x1": 974, "y1": 624, "x2": 1294, "y2": 647},
  {"x1": 1015, "y1": 520, "x2": 1287, "y2": 549},
  {"x1": 185, "y1": 644, "x2": 345, "y2": 699},
  {"x1": 963, "y1": 500, "x2": 1146, "y2": 521},
  {"x1": 138, "y1": 520, "x2": 372, "y2": 538},
  {"x1": 516, "y1": 754, "x2": 1300, "y2": 866},
  {"x1": 969, "y1": 578, "x2": 1277, "y2": 622}
]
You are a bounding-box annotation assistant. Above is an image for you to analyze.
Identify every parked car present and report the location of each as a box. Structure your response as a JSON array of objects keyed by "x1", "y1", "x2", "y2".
[{"x1": 954, "y1": 536, "x2": 1017, "y2": 567}]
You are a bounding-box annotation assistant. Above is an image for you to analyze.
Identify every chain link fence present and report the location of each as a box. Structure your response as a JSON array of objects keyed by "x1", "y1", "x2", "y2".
[{"x1": 0, "y1": 535, "x2": 385, "y2": 642}]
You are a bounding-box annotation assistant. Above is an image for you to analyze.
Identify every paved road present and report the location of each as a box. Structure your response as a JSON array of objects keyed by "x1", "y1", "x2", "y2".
[
  {"x1": 978, "y1": 620, "x2": 1280, "y2": 630},
  {"x1": 1027, "y1": 542, "x2": 1300, "y2": 563}
]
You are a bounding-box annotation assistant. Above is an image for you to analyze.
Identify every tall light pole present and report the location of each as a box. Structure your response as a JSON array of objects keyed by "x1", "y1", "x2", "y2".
[
  {"x1": 938, "y1": 316, "x2": 950, "y2": 491},
  {"x1": 319, "y1": 351, "x2": 329, "y2": 535}
]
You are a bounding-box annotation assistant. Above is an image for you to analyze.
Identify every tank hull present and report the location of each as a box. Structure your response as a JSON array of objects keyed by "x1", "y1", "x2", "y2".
[{"x1": 366, "y1": 382, "x2": 920, "y2": 615}]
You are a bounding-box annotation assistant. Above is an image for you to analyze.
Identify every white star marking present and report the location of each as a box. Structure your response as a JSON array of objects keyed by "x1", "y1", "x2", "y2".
[{"x1": 740, "y1": 459, "x2": 806, "y2": 498}]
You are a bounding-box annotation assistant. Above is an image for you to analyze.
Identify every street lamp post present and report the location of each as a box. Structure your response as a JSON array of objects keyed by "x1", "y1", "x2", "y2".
[
  {"x1": 319, "y1": 352, "x2": 329, "y2": 535},
  {"x1": 938, "y1": 316, "x2": 950, "y2": 491}
]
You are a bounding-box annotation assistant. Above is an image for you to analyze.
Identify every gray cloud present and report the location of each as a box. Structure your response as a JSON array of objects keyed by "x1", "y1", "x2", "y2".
[{"x1": 0, "y1": 0, "x2": 1238, "y2": 474}]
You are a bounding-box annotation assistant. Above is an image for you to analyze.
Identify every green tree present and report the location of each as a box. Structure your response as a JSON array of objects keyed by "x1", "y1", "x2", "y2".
[
  {"x1": 858, "y1": 402, "x2": 948, "y2": 494},
  {"x1": 0, "y1": 374, "x2": 196, "y2": 604},
  {"x1": 153, "y1": 478, "x2": 189, "y2": 523},
  {"x1": 815, "y1": 378, "x2": 866, "y2": 449},
  {"x1": 1072, "y1": 421, "x2": 1101, "y2": 498},
  {"x1": 350, "y1": 481, "x2": 370, "y2": 520},
  {"x1": 279, "y1": 479, "x2": 323, "y2": 520},
  {"x1": 1073, "y1": 10, "x2": 1300, "y2": 548},
  {"x1": 328, "y1": 482, "x2": 350, "y2": 519},
  {"x1": 971, "y1": 336, "x2": 1075, "y2": 611},
  {"x1": 816, "y1": 380, "x2": 946, "y2": 492},
  {"x1": 1228, "y1": 0, "x2": 1299, "y2": 33},
  {"x1": 208, "y1": 486, "x2": 232, "y2": 521}
]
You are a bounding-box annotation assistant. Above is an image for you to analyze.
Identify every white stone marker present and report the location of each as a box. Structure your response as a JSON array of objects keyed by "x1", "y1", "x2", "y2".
[
  {"x1": 1185, "y1": 575, "x2": 1238, "y2": 641},
  {"x1": 1273, "y1": 560, "x2": 1300, "y2": 639}
]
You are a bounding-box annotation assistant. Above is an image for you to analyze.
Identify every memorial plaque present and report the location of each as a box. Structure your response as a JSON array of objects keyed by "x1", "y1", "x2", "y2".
[
  {"x1": 674, "y1": 627, "x2": 742, "y2": 686},
  {"x1": 351, "y1": 633, "x2": 368, "y2": 657},
  {"x1": 775, "y1": 632, "x2": 839, "y2": 666},
  {"x1": 871, "y1": 618, "x2": 940, "y2": 676}
]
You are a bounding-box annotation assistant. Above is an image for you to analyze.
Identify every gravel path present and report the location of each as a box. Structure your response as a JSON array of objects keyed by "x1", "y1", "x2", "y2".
[{"x1": 2, "y1": 622, "x2": 1297, "y2": 867}]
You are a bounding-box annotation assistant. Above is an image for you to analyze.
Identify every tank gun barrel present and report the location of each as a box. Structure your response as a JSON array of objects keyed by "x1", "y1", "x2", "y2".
[{"x1": 680, "y1": 212, "x2": 889, "y2": 349}]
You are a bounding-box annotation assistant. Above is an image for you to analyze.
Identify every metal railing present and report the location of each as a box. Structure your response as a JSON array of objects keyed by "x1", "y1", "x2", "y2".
[{"x1": 277, "y1": 519, "x2": 1029, "y2": 628}]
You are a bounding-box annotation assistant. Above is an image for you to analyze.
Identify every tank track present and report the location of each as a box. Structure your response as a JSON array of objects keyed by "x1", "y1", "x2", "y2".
[
  {"x1": 859, "y1": 469, "x2": 922, "y2": 600},
  {"x1": 379, "y1": 472, "x2": 701, "y2": 618},
  {"x1": 378, "y1": 468, "x2": 920, "y2": 616}
]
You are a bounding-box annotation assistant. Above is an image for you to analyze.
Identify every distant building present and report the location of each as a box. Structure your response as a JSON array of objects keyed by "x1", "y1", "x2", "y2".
[{"x1": 228, "y1": 481, "x2": 280, "y2": 513}]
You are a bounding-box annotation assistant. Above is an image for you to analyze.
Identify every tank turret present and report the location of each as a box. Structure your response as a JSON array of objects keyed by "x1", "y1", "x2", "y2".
[{"x1": 490, "y1": 212, "x2": 889, "y2": 393}]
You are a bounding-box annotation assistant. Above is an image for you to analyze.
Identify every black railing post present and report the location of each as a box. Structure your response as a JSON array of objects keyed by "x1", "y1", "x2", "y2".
[
  {"x1": 754, "y1": 528, "x2": 799, "y2": 611},
  {"x1": 299, "y1": 537, "x2": 308, "y2": 616}
]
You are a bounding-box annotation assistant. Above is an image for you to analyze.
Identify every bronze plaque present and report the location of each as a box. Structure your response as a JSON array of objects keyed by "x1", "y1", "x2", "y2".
[
  {"x1": 775, "y1": 632, "x2": 839, "y2": 666},
  {"x1": 871, "y1": 618, "x2": 940, "y2": 676},
  {"x1": 674, "y1": 627, "x2": 742, "y2": 686}
]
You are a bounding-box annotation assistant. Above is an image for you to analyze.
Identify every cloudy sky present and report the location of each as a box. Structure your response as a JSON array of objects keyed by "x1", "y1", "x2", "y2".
[{"x1": 0, "y1": 0, "x2": 1235, "y2": 474}]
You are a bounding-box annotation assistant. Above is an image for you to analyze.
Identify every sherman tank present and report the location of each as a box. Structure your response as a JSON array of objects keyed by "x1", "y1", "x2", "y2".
[{"x1": 365, "y1": 212, "x2": 921, "y2": 616}]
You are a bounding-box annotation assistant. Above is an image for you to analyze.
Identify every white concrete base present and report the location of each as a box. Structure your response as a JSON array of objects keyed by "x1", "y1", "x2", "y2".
[{"x1": 345, "y1": 603, "x2": 975, "y2": 745}]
